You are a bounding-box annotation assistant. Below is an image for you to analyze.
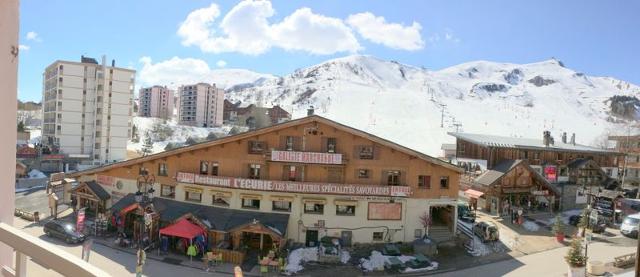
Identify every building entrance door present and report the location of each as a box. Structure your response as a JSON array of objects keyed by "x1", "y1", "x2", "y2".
[
  {"x1": 341, "y1": 231, "x2": 352, "y2": 247},
  {"x1": 305, "y1": 230, "x2": 318, "y2": 247}
]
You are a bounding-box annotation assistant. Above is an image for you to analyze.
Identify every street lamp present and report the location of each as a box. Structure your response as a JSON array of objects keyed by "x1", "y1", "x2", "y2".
[{"x1": 135, "y1": 168, "x2": 156, "y2": 250}]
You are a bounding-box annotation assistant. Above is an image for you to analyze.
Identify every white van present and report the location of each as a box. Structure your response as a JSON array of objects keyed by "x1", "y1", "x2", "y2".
[{"x1": 620, "y1": 213, "x2": 640, "y2": 238}]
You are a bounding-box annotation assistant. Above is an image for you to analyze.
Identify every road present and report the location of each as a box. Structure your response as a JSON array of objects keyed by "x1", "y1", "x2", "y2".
[{"x1": 433, "y1": 239, "x2": 636, "y2": 277}]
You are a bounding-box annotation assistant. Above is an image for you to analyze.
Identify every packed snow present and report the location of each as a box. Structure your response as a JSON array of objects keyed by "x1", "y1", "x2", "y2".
[
  {"x1": 228, "y1": 55, "x2": 640, "y2": 157},
  {"x1": 340, "y1": 250, "x2": 351, "y2": 264},
  {"x1": 284, "y1": 247, "x2": 319, "y2": 275},
  {"x1": 523, "y1": 221, "x2": 540, "y2": 232},
  {"x1": 358, "y1": 250, "x2": 438, "y2": 272},
  {"x1": 27, "y1": 169, "x2": 46, "y2": 179}
]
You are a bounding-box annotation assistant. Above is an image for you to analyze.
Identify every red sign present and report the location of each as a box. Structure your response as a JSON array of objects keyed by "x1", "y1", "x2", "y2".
[
  {"x1": 16, "y1": 146, "x2": 37, "y2": 158},
  {"x1": 176, "y1": 172, "x2": 412, "y2": 197},
  {"x1": 271, "y1": 150, "x2": 343, "y2": 165},
  {"x1": 544, "y1": 166, "x2": 557, "y2": 182},
  {"x1": 97, "y1": 175, "x2": 115, "y2": 187},
  {"x1": 77, "y1": 208, "x2": 86, "y2": 233}
]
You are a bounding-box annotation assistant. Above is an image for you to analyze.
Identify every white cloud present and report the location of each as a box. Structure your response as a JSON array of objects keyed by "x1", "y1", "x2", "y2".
[
  {"x1": 346, "y1": 12, "x2": 423, "y2": 51},
  {"x1": 271, "y1": 8, "x2": 360, "y2": 55},
  {"x1": 216, "y1": 60, "x2": 227, "y2": 67},
  {"x1": 177, "y1": 0, "x2": 360, "y2": 55},
  {"x1": 26, "y1": 31, "x2": 41, "y2": 42},
  {"x1": 138, "y1": 56, "x2": 215, "y2": 88},
  {"x1": 18, "y1": 45, "x2": 30, "y2": 51}
]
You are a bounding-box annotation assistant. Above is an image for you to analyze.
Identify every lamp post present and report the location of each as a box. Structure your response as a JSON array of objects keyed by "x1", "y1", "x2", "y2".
[{"x1": 135, "y1": 168, "x2": 155, "y2": 248}]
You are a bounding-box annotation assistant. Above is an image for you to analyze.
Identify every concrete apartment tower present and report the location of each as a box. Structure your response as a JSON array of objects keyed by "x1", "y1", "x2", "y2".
[
  {"x1": 178, "y1": 83, "x2": 224, "y2": 127},
  {"x1": 42, "y1": 56, "x2": 135, "y2": 165},
  {"x1": 138, "y1": 85, "x2": 174, "y2": 119}
]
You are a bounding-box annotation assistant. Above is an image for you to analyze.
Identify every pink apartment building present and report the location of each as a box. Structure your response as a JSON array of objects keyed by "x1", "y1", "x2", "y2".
[{"x1": 138, "y1": 85, "x2": 174, "y2": 119}]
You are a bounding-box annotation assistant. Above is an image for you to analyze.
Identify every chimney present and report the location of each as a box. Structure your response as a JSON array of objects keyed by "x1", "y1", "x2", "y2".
[
  {"x1": 543, "y1": 131, "x2": 550, "y2": 146},
  {"x1": 570, "y1": 133, "x2": 576, "y2": 145},
  {"x1": 562, "y1": 132, "x2": 567, "y2": 144},
  {"x1": 307, "y1": 106, "x2": 315, "y2": 116},
  {"x1": 111, "y1": 59, "x2": 115, "y2": 67},
  {"x1": 549, "y1": 135, "x2": 555, "y2": 145}
]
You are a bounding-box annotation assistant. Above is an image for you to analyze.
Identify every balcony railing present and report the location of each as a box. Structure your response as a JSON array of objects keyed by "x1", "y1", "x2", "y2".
[{"x1": 0, "y1": 222, "x2": 108, "y2": 277}]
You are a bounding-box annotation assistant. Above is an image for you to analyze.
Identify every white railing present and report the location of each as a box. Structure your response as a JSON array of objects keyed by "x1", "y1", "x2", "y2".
[{"x1": 0, "y1": 222, "x2": 109, "y2": 277}]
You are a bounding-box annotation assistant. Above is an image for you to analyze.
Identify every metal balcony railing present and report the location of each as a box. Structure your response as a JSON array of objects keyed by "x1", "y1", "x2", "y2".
[{"x1": 0, "y1": 222, "x2": 108, "y2": 277}]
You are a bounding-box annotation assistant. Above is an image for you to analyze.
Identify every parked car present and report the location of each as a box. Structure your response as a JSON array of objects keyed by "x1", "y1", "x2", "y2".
[
  {"x1": 473, "y1": 221, "x2": 499, "y2": 242},
  {"x1": 568, "y1": 214, "x2": 606, "y2": 233},
  {"x1": 43, "y1": 220, "x2": 86, "y2": 244},
  {"x1": 568, "y1": 215, "x2": 581, "y2": 226},
  {"x1": 621, "y1": 213, "x2": 640, "y2": 238}
]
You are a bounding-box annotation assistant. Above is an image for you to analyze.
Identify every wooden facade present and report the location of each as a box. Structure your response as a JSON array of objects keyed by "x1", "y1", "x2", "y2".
[{"x1": 456, "y1": 139, "x2": 620, "y2": 169}]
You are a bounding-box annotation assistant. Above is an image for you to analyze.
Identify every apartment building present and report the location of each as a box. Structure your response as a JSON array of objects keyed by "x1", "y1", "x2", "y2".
[
  {"x1": 42, "y1": 56, "x2": 135, "y2": 165},
  {"x1": 178, "y1": 83, "x2": 224, "y2": 127},
  {"x1": 609, "y1": 135, "x2": 640, "y2": 186},
  {"x1": 138, "y1": 85, "x2": 174, "y2": 119},
  {"x1": 71, "y1": 115, "x2": 463, "y2": 245}
]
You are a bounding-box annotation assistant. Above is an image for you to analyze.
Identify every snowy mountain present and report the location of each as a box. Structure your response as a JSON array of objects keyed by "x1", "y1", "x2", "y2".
[
  {"x1": 226, "y1": 55, "x2": 640, "y2": 157},
  {"x1": 209, "y1": 69, "x2": 276, "y2": 90}
]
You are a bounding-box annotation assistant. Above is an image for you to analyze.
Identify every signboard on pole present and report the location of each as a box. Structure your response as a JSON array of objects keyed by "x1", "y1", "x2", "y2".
[{"x1": 76, "y1": 208, "x2": 86, "y2": 233}]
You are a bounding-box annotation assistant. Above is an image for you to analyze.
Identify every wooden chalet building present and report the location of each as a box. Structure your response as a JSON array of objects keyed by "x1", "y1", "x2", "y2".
[
  {"x1": 451, "y1": 131, "x2": 623, "y2": 213},
  {"x1": 70, "y1": 115, "x2": 463, "y2": 249}
]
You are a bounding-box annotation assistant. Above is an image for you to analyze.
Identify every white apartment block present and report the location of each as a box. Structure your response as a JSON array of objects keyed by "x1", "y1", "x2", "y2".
[
  {"x1": 178, "y1": 83, "x2": 224, "y2": 127},
  {"x1": 42, "y1": 56, "x2": 135, "y2": 164},
  {"x1": 138, "y1": 85, "x2": 174, "y2": 119}
]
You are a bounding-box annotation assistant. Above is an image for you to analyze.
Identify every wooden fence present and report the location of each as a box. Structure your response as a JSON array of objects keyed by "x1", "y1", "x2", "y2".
[{"x1": 215, "y1": 248, "x2": 245, "y2": 265}]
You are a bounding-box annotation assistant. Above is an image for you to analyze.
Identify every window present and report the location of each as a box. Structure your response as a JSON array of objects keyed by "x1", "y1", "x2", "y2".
[
  {"x1": 285, "y1": 136, "x2": 294, "y2": 151},
  {"x1": 387, "y1": 171, "x2": 400, "y2": 186},
  {"x1": 200, "y1": 161, "x2": 208, "y2": 174},
  {"x1": 372, "y1": 232, "x2": 384, "y2": 241},
  {"x1": 326, "y1": 138, "x2": 337, "y2": 153},
  {"x1": 359, "y1": 145, "x2": 374, "y2": 159},
  {"x1": 185, "y1": 190, "x2": 202, "y2": 202},
  {"x1": 440, "y1": 176, "x2": 449, "y2": 189},
  {"x1": 158, "y1": 163, "x2": 168, "y2": 176},
  {"x1": 248, "y1": 141, "x2": 266, "y2": 154},
  {"x1": 358, "y1": 169, "x2": 370, "y2": 179},
  {"x1": 533, "y1": 152, "x2": 540, "y2": 159},
  {"x1": 160, "y1": 185, "x2": 175, "y2": 198},
  {"x1": 211, "y1": 162, "x2": 219, "y2": 176},
  {"x1": 212, "y1": 194, "x2": 230, "y2": 207},
  {"x1": 286, "y1": 165, "x2": 297, "y2": 181},
  {"x1": 57, "y1": 125, "x2": 61, "y2": 131},
  {"x1": 304, "y1": 203, "x2": 324, "y2": 214},
  {"x1": 418, "y1": 175, "x2": 431, "y2": 189},
  {"x1": 414, "y1": 229, "x2": 423, "y2": 239},
  {"x1": 336, "y1": 205, "x2": 356, "y2": 216},
  {"x1": 523, "y1": 151, "x2": 529, "y2": 159},
  {"x1": 559, "y1": 166, "x2": 568, "y2": 177},
  {"x1": 249, "y1": 164, "x2": 261, "y2": 179},
  {"x1": 242, "y1": 198, "x2": 260, "y2": 209},
  {"x1": 272, "y1": 201, "x2": 292, "y2": 212}
]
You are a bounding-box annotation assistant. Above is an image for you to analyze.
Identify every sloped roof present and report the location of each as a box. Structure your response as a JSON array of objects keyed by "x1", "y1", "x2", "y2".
[
  {"x1": 73, "y1": 181, "x2": 110, "y2": 201},
  {"x1": 70, "y1": 115, "x2": 462, "y2": 177},
  {"x1": 449, "y1": 132, "x2": 619, "y2": 154},
  {"x1": 475, "y1": 160, "x2": 524, "y2": 186}
]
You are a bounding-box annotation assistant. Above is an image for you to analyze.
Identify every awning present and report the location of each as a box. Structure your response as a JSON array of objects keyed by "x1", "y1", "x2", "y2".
[
  {"x1": 334, "y1": 199, "x2": 358, "y2": 206},
  {"x1": 240, "y1": 194, "x2": 262, "y2": 200},
  {"x1": 303, "y1": 198, "x2": 326, "y2": 205},
  {"x1": 120, "y1": 203, "x2": 139, "y2": 215},
  {"x1": 464, "y1": 189, "x2": 485, "y2": 199},
  {"x1": 159, "y1": 218, "x2": 205, "y2": 240},
  {"x1": 184, "y1": 187, "x2": 203, "y2": 193},
  {"x1": 270, "y1": 195, "x2": 294, "y2": 202},
  {"x1": 211, "y1": 190, "x2": 232, "y2": 198}
]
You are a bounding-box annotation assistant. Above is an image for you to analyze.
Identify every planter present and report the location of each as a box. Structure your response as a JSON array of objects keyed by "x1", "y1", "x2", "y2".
[
  {"x1": 555, "y1": 233, "x2": 564, "y2": 243},
  {"x1": 568, "y1": 266, "x2": 585, "y2": 277}
]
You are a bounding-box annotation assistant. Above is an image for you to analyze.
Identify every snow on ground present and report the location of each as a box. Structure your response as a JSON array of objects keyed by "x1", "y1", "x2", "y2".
[
  {"x1": 27, "y1": 169, "x2": 46, "y2": 179},
  {"x1": 340, "y1": 250, "x2": 350, "y2": 264},
  {"x1": 523, "y1": 221, "x2": 540, "y2": 232},
  {"x1": 128, "y1": 117, "x2": 235, "y2": 155},
  {"x1": 358, "y1": 250, "x2": 438, "y2": 272},
  {"x1": 285, "y1": 247, "x2": 319, "y2": 275},
  {"x1": 538, "y1": 209, "x2": 583, "y2": 226}
]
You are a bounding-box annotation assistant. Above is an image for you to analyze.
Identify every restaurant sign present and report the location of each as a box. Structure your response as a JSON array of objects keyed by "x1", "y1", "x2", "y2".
[
  {"x1": 177, "y1": 172, "x2": 411, "y2": 197},
  {"x1": 271, "y1": 150, "x2": 343, "y2": 165}
]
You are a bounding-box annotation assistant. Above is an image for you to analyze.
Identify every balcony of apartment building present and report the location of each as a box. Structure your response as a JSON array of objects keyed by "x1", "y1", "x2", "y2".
[{"x1": 0, "y1": 1, "x2": 109, "y2": 275}]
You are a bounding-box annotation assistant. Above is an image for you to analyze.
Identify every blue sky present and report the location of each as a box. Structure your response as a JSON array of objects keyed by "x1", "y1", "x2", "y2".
[{"x1": 18, "y1": 0, "x2": 640, "y2": 101}]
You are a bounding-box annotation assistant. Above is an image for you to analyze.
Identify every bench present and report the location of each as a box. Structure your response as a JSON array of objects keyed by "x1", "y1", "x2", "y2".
[{"x1": 614, "y1": 253, "x2": 636, "y2": 268}]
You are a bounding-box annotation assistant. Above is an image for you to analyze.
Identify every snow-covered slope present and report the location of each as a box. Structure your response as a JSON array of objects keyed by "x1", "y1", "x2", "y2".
[
  {"x1": 210, "y1": 69, "x2": 276, "y2": 89},
  {"x1": 227, "y1": 55, "x2": 640, "y2": 156}
]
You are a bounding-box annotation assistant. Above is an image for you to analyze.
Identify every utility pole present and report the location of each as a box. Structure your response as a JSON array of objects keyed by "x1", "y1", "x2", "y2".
[
  {"x1": 453, "y1": 122, "x2": 462, "y2": 133},
  {"x1": 440, "y1": 104, "x2": 447, "y2": 128}
]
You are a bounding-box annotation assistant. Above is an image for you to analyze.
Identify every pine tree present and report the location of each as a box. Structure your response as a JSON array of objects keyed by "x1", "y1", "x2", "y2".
[
  {"x1": 564, "y1": 238, "x2": 587, "y2": 267},
  {"x1": 552, "y1": 215, "x2": 564, "y2": 235},
  {"x1": 140, "y1": 132, "x2": 153, "y2": 156}
]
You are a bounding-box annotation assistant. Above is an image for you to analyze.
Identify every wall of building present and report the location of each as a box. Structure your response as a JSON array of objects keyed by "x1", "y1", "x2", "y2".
[{"x1": 74, "y1": 118, "x2": 461, "y2": 242}]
